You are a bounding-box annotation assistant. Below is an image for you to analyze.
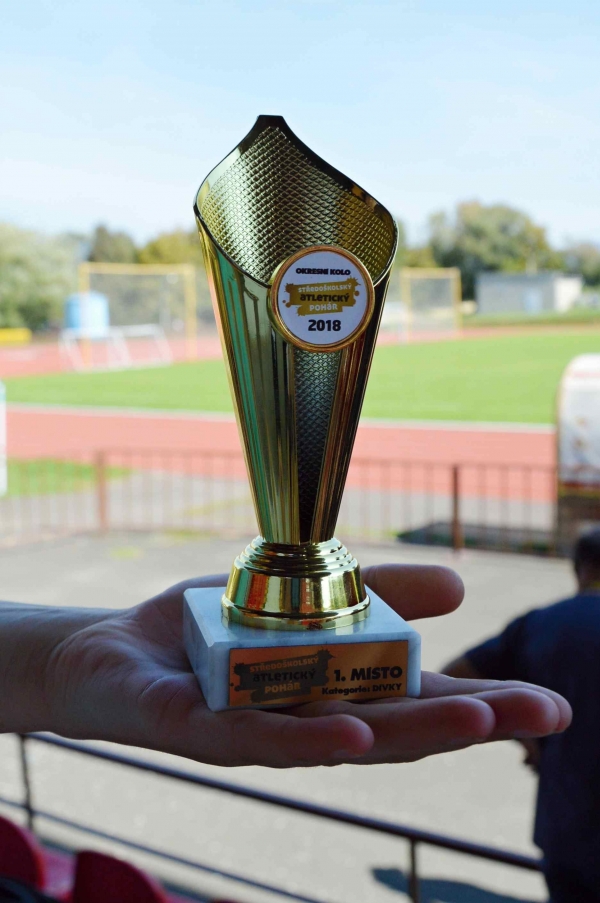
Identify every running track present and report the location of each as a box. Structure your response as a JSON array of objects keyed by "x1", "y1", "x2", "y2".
[
  {"x1": 6, "y1": 405, "x2": 554, "y2": 465},
  {"x1": 6, "y1": 404, "x2": 555, "y2": 500},
  {"x1": 2, "y1": 333, "x2": 556, "y2": 500}
]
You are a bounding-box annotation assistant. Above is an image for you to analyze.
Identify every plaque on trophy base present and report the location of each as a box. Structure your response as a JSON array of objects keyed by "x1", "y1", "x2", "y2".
[
  {"x1": 184, "y1": 115, "x2": 421, "y2": 711},
  {"x1": 185, "y1": 585, "x2": 420, "y2": 712}
]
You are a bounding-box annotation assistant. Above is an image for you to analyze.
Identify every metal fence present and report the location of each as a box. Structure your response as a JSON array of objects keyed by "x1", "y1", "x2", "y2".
[
  {"x1": 2, "y1": 733, "x2": 541, "y2": 903},
  {"x1": 0, "y1": 451, "x2": 558, "y2": 554}
]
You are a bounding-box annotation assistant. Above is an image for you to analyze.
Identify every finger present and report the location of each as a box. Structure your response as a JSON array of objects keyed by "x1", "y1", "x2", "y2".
[
  {"x1": 421, "y1": 673, "x2": 572, "y2": 732},
  {"x1": 159, "y1": 574, "x2": 229, "y2": 599},
  {"x1": 296, "y1": 695, "x2": 496, "y2": 763},
  {"x1": 468, "y1": 688, "x2": 563, "y2": 738},
  {"x1": 148, "y1": 575, "x2": 229, "y2": 618},
  {"x1": 185, "y1": 574, "x2": 229, "y2": 589},
  {"x1": 362, "y1": 564, "x2": 464, "y2": 620},
  {"x1": 198, "y1": 709, "x2": 375, "y2": 767},
  {"x1": 142, "y1": 575, "x2": 230, "y2": 640},
  {"x1": 296, "y1": 681, "x2": 568, "y2": 763}
]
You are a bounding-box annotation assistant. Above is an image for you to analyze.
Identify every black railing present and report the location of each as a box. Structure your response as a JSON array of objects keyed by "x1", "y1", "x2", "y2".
[{"x1": 2, "y1": 733, "x2": 542, "y2": 903}]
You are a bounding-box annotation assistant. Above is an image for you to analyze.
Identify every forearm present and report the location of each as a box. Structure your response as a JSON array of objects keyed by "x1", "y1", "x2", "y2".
[{"x1": 0, "y1": 601, "x2": 113, "y2": 734}]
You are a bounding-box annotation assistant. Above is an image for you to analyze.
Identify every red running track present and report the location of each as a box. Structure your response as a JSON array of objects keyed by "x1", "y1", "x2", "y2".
[
  {"x1": 0, "y1": 331, "x2": 558, "y2": 503},
  {"x1": 7, "y1": 406, "x2": 554, "y2": 463},
  {"x1": 6, "y1": 405, "x2": 555, "y2": 501}
]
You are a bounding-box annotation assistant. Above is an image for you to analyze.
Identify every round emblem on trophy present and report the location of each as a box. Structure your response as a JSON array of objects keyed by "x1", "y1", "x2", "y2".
[{"x1": 270, "y1": 245, "x2": 375, "y2": 351}]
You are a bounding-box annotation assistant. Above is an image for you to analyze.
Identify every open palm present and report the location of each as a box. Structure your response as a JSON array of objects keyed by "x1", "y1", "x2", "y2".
[{"x1": 39, "y1": 564, "x2": 571, "y2": 767}]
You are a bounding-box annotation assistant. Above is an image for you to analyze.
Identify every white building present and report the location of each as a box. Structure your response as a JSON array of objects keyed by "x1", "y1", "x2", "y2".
[{"x1": 476, "y1": 272, "x2": 583, "y2": 315}]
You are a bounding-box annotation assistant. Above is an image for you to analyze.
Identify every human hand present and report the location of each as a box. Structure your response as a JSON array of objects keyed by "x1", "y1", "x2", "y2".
[
  {"x1": 1, "y1": 564, "x2": 571, "y2": 768},
  {"x1": 294, "y1": 565, "x2": 571, "y2": 764}
]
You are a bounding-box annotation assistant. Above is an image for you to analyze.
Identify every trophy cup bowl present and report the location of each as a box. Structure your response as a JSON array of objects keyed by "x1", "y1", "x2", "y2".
[{"x1": 184, "y1": 116, "x2": 421, "y2": 710}]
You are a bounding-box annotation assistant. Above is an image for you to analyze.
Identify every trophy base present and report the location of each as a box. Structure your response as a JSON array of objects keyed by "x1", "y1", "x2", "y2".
[
  {"x1": 223, "y1": 537, "x2": 369, "y2": 630},
  {"x1": 184, "y1": 586, "x2": 421, "y2": 712}
]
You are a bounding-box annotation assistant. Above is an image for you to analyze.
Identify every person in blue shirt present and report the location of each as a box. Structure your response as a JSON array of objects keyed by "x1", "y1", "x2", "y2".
[{"x1": 443, "y1": 527, "x2": 600, "y2": 902}]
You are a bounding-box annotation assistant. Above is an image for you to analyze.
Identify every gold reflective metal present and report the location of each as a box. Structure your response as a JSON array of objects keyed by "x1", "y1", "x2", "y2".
[
  {"x1": 223, "y1": 537, "x2": 370, "y2": 630},
  {"x1": 194, "y1": 115, "x2": 397, "y2": 629}
]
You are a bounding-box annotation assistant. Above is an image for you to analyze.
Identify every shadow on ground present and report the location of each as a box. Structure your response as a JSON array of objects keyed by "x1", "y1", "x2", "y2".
[{"x1": 373, "y1": 868, "x2": 543, "y2": 903}]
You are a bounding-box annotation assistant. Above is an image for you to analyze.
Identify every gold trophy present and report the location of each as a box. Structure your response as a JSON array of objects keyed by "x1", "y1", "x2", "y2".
[{"x1": 184, "y1": 116, "x2": 420, "y2": 711}]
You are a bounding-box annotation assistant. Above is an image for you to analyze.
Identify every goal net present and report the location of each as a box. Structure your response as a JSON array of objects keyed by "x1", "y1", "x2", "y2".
[
  {"x1": 62, "y1": 263, "x2": 204, "y2": 371},
  {"x1": 380, "y1": 267, "x2": 462, "y2": 342}
]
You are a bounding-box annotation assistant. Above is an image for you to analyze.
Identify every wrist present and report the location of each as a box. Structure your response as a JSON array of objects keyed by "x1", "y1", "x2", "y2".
[{"x1": 0, "y1": 602, "x2": 112, "y2": 734}]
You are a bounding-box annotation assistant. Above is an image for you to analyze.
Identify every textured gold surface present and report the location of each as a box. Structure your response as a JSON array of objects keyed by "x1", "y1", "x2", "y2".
[
  {"x1": 200, "y1": 124, "x2": 395, "y2": 285},
  {"x1": 194, "y1": 116, "x2": 397, "y2": 628},
  {"x1": 293, "y1": 348, "x2": 340, "y2": 540}
]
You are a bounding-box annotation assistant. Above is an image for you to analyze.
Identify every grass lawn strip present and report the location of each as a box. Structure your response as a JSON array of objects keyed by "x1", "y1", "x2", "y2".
[
  {"x1": 5, "y1": 460, "x2": 127, "y2": 497},
  {"x1": 5, "y1": 331, "x2": 600, "y2": 424}
]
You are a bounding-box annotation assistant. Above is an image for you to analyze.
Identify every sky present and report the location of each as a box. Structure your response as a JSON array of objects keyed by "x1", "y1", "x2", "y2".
[{"x1": 1, "y1": 0, "x2": 600, "y2": 247}]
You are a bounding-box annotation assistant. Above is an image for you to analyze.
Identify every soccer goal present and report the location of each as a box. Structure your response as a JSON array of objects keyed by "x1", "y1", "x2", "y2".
[
  {"x1": 381, "y1": 267, "x2": 462, "y2": 342},
  {"x1": 64, "y1": 263, "x2": 200, "y2": 370}
]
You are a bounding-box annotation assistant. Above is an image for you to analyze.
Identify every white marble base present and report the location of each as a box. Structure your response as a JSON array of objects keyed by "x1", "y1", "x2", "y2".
[{"x1": 183, "y1": 587, "x2": 421, "y2": 712}]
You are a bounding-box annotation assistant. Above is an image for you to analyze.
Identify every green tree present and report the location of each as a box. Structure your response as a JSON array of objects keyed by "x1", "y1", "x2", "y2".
[
  {"x1": 0, "y1": 224, "x2": 77, "y2": 331},
  {"x1": 89, "y1": 225, "x2": 137, "y2": 263},
  {"x1": 393, "y1": 219, "x2": 437, "y2": 269},
  {"x1": 404, "y1": 245, "x2": 437, "y2": 268},
  {"x1": 137, "y1": 229, "x2": 204, "y2": 266},
  {"x1": 563, "y1": 243, "x2": 600, "y2": 287},
  {"x1": 429, "y1": 201, "x2": 559, "y2": 298}
]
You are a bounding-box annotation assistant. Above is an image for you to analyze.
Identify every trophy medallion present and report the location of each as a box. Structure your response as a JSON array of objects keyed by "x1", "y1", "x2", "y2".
[{"x1": 183, "y1": 115, "x2": 421, "y2": 711}]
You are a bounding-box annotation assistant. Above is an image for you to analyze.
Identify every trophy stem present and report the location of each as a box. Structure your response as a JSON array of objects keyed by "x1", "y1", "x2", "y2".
[{"x1": 222, "y1": 536, "x2": 369, "y2": 630}]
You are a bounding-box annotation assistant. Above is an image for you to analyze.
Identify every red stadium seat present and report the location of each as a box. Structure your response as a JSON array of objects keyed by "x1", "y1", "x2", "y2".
[
  {"x1": 70, "y1": 851, "x2": 168, "y2": 903},
  {"x1": 0, "y1": 816, "x2": 213, "y2": 903},
  {"x1": 0, "y1": 815, "x2": 45, "y2": 888},
  {"x1": 43, "y1": 850, "x2": 75, "y2": 900}
]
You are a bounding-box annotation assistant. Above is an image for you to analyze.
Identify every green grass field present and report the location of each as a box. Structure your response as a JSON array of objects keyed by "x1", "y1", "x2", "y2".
[
  {"x1": 5, "y1": 331, "x2": 600, "y2": 423},
  {"x1": 5, "y1": 460, "x2": 126, "y2": 497}
]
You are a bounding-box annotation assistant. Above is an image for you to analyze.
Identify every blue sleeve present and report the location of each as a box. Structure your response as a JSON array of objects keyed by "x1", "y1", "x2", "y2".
[{"x1": 466, "y1": 613, "x2": 531, "y2": 682}]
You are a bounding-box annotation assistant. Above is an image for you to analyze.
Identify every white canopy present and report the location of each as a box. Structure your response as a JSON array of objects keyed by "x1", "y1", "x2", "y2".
[{"x1": 558, "y1": 354, "x2": 600, "y2": 490}]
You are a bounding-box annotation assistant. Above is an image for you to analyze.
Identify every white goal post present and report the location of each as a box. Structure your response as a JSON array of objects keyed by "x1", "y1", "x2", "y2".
[
  {"x1": 381, "y1": 267, "x2": 462, "y2": 341},
  {"x1": 79, "y1": 261, "x2": 198, "y2": 352}
]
